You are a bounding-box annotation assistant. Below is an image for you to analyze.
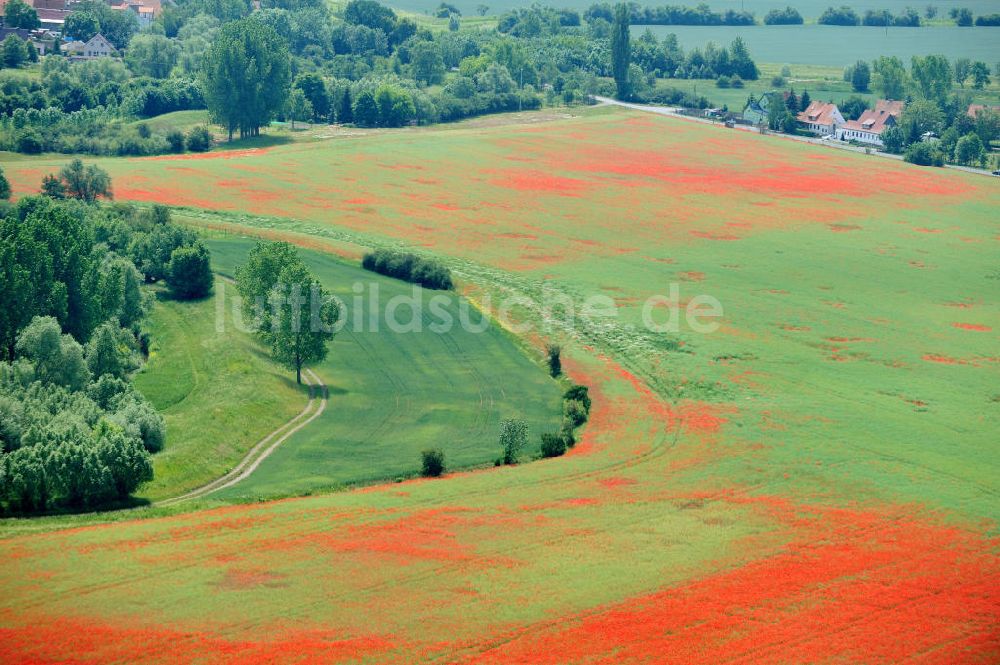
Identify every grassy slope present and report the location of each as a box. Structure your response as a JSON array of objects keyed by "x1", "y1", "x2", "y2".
[
  {"x1": 0, "y1": 107, "x2": 997, "y2": 661},
  {"x1": 205, "y1": 238, "x2": 564, "y2": 499},
  {"x1": 132, "y1": 280, "x2": 307, "y2": 501}
]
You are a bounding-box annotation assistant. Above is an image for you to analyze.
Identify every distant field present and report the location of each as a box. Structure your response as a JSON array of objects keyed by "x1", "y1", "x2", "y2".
[
  {"x1": 636, "y1": 24, "x2": 1000, "y2": 67},
  {"x1": 390, "y1": 0, "x2": 1000, "y2": 19},
  {"x1": 1, "y1": 106, "x2": 997, "y2": 662},
  {"x1": 132, "y1": 279, "x2": 307, "y2": 501},
  {"x1": 204, "y1": 238, "x2": 564, "y2": 499}
]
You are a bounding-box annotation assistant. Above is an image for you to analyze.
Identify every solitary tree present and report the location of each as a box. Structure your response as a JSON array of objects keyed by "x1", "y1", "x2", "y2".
[
  {"x1": 611, "y1": 3, "x2": 631, "y2": 100},
  {"x1": 498, "y1": 418, "x2": 527, "y2": 465},
  {"x1": 200, "y1": 16, "x2": 291, "y2": 140},
  {"x1": 953, "y1": 57, "x2": 972, "y2": 88},
  {"x1": 267, "y1": 262, "x2": 338, "y2": 384},
  {"x1": 546, "y1": 344, "x2": 561, "y2": 377},
  {"x1": 58, "y1": 159, "x2": 112, "y2": 202}
]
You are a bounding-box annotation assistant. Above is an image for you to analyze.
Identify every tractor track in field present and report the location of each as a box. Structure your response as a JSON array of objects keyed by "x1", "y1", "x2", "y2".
[{"x1": 156, "y1": 368, "x2": 328, "y2": 507}]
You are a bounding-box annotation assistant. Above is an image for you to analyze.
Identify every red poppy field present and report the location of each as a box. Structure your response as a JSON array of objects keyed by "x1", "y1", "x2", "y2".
[{"x1": 1, "y1": 105, "x2": 998, "y2": 662}]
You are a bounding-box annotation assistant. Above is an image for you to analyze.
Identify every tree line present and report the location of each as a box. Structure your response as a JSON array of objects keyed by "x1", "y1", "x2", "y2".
[
  {"x1": 361, "y1": 249, "x2": 454, "y2": 290},
  {"x1": 0, "y1": 183, "x2": 213, "y2": 512}
]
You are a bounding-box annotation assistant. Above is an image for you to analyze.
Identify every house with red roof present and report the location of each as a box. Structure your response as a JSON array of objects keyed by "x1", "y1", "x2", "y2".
[
  {"x1": 796, "y1": 101, "x2": 845, "y2": 137},
  {"x1": 836, "y1": 99, "x2": 905, "y2": 146}
]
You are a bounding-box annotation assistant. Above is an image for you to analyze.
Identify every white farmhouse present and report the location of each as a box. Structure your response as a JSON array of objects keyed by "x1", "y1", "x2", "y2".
[{"x1": 796, "y1": 101, "x2": 844, "y2": 136}]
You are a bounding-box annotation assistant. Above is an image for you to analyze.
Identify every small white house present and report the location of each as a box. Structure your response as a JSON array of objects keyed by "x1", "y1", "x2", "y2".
[
  {"x1": 796, "y1": 101, "x2": 845, "y2": 136},
  {"x1": 69, "y1": 34, "x2": 115, "y2": 59}
]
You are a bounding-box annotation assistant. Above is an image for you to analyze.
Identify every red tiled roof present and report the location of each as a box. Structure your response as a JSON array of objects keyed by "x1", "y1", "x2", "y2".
[
  {"x1": 796, "y1": 101, "x2": 841, "y2": 127},
  {"x1": 841, "y1": 99, "x2": 904, "y2": 135}
]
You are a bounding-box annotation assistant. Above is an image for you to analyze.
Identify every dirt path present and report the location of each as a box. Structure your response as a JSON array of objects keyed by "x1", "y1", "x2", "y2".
[{"x1": 156, "y1": 368, "x2": 328, "y2": 507}]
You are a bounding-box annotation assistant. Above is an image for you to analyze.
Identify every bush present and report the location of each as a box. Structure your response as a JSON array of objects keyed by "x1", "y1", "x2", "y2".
[
  {"x1": 731, "y1": 75, "x2": 744, "y2": 88},
  {"x1": 546, "y1": 344, "x2": 561, "y2": 377},
  {"x1": 361, "y1": 249, "x2": 453, "y2": 290},
  {"x1": 186, "y1": 126, "x2": 212, "y2": 152},
  {"x1": 564, "y1": 399, "x2": 588, "y2": 428},
  {"x1": 716, "y1": 75, "x2": 731, "y2": 88},
  {"x1": 770, "y1": 75, "x2": 786, "y2": 88},
  {"x1": 498, "y1": 418, "x2": 527, "y2": 465},
  {"x1": 564, "y1": 384, "x2": 591, "y2": 413},
  {"x1": 764, "y1": 7, "x2": 803, "y2": 24},
  {"x1": 166, "y1": 130, "x2": 185, "y2": 153},
  {"x1": 167, "y1": 243, "x2": 213, "y2": 300},
  {"x1": 540, "y1": 432, "x2": 566, "y2": 458},
  {"x1": 420, "y1": 448, "x2": 445, "y2": 476},
  {"x1": 904, "y1": 141, "x2": 945, "y2": 166}
]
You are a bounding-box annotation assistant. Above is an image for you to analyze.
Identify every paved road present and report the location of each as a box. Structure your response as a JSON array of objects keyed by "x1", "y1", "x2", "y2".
[{"x1": 593, "y1": 96, "x2": 997, "y2": 178}]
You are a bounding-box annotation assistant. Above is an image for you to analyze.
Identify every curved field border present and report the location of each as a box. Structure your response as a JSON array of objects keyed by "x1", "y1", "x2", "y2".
[{"x1": 156, "y1": 369, "x2": 328, "y2": 507}]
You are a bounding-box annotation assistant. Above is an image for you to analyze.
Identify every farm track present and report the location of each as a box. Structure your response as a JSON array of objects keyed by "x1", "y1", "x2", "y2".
[{"x1": 156, "y1": 368, "x2": 328, "y2": 507}]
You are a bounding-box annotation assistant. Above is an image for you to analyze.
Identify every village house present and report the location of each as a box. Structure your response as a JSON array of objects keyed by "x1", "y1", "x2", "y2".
[
  {"x1": 796, "y1": 101, "x2": 845, "y2": 136},
  {"x1": 742, "y1": 93, "x2": 771, "y2": 125},
  {"x1": 110, "y1": 0, "x2": 160, "y2": 29},
  {"x1": 66, "y1": 33, "x2": 116, "y2": 59},
  {"x1": 836, "y1": 99, "x2": 905, "y2": 146}
]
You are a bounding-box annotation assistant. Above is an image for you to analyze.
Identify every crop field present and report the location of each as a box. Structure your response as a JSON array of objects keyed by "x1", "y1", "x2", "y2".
[
  {"x1": 1, "y1": 105, "x2": 998, "y2": 661},
  {"x1": 204, "y1": 238, "x2": 565, "y2": 499}
]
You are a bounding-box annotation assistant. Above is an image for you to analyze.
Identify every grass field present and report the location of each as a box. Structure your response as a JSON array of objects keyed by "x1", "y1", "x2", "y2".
[
  {"x1": 131, "y1": 280, "x2": 308, "y2": 501},
  {"x1": 0, "y1": 106, "x2": 997, "y2": 661},
  {"x1": 636, "y1": 24, "x2": 1000, "y2": 67},
  {"x1": 203, "y1": 237, "x2": 565, "y2": 499},
  {"x1": 389, "y1": 0, "x2": 1000, "y2": 20}
]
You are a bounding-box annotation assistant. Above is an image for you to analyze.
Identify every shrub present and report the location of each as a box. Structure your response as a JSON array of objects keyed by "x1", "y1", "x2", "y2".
[
  {"x1": 167, "y1": 242, "x2": 213, "y2": 300},
  {"x1": 561, "y1": 424, "x2": 576, "y2": 448},
  {"x1": 186, "y1": 126, "x2": 212, "y2": 152},
  {"x1": 498, "y1": 418, "x2": 527, "y2": 465},
  {"x1": 904, "y1": 141, "x2": 945, "y2": 166},
  {"x1": 731, "y1": 75, "x2": 744, "y2": 88},
  {"x1": 716, "y1": 75, "x2": 731, "y2": 88},
  {"x1": 166, "y1": 130, "x2": 185, "y2": 153},
  {"x1": 546, "y1": 344, "x2": 561, "y2": 377},
  {"x1": 420, "y1": 448, "x2": 445, "y2": 476},
  {"x1": 564, "y1": 399, "x2": 588, "y2": 427},
  {"x1": 540, "y1": 432, "x2": 566, "y2": 458},
  {"x1": 770, "y1": 75, "x2": 786, "y2": 88},
  {"x1": 564, "y1": 384, "x2": 591, "y2": 413},
  {"x1": 361, "y1": 249, "x2": 453, "y2": 290}
]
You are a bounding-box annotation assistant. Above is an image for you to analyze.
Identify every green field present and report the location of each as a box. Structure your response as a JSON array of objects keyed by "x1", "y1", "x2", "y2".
[
  {"x1": 205, "y1": 237, "x2": 565, "y2": 499},
  {"x1": 636, "y1": 24, "x2": 1000, "y2": 68},
  {"x1": 132, "y1": 279, "x2": 308, "y2": 501},
  {"x1": 0, "y1": 106, "x2": 997, "y2": 662},
  {"x1": 388, "y1": 0, "x2": 1000, "y2": 22}
]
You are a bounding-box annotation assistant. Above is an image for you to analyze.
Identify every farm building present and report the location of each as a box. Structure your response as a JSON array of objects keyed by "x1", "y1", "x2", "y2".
[
  {"x1": 837, "y1": 100, "x2": 905, "y2": 146},
  {"x1": 796, "y1": 101, "x2": 844, "y2": 136}
]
